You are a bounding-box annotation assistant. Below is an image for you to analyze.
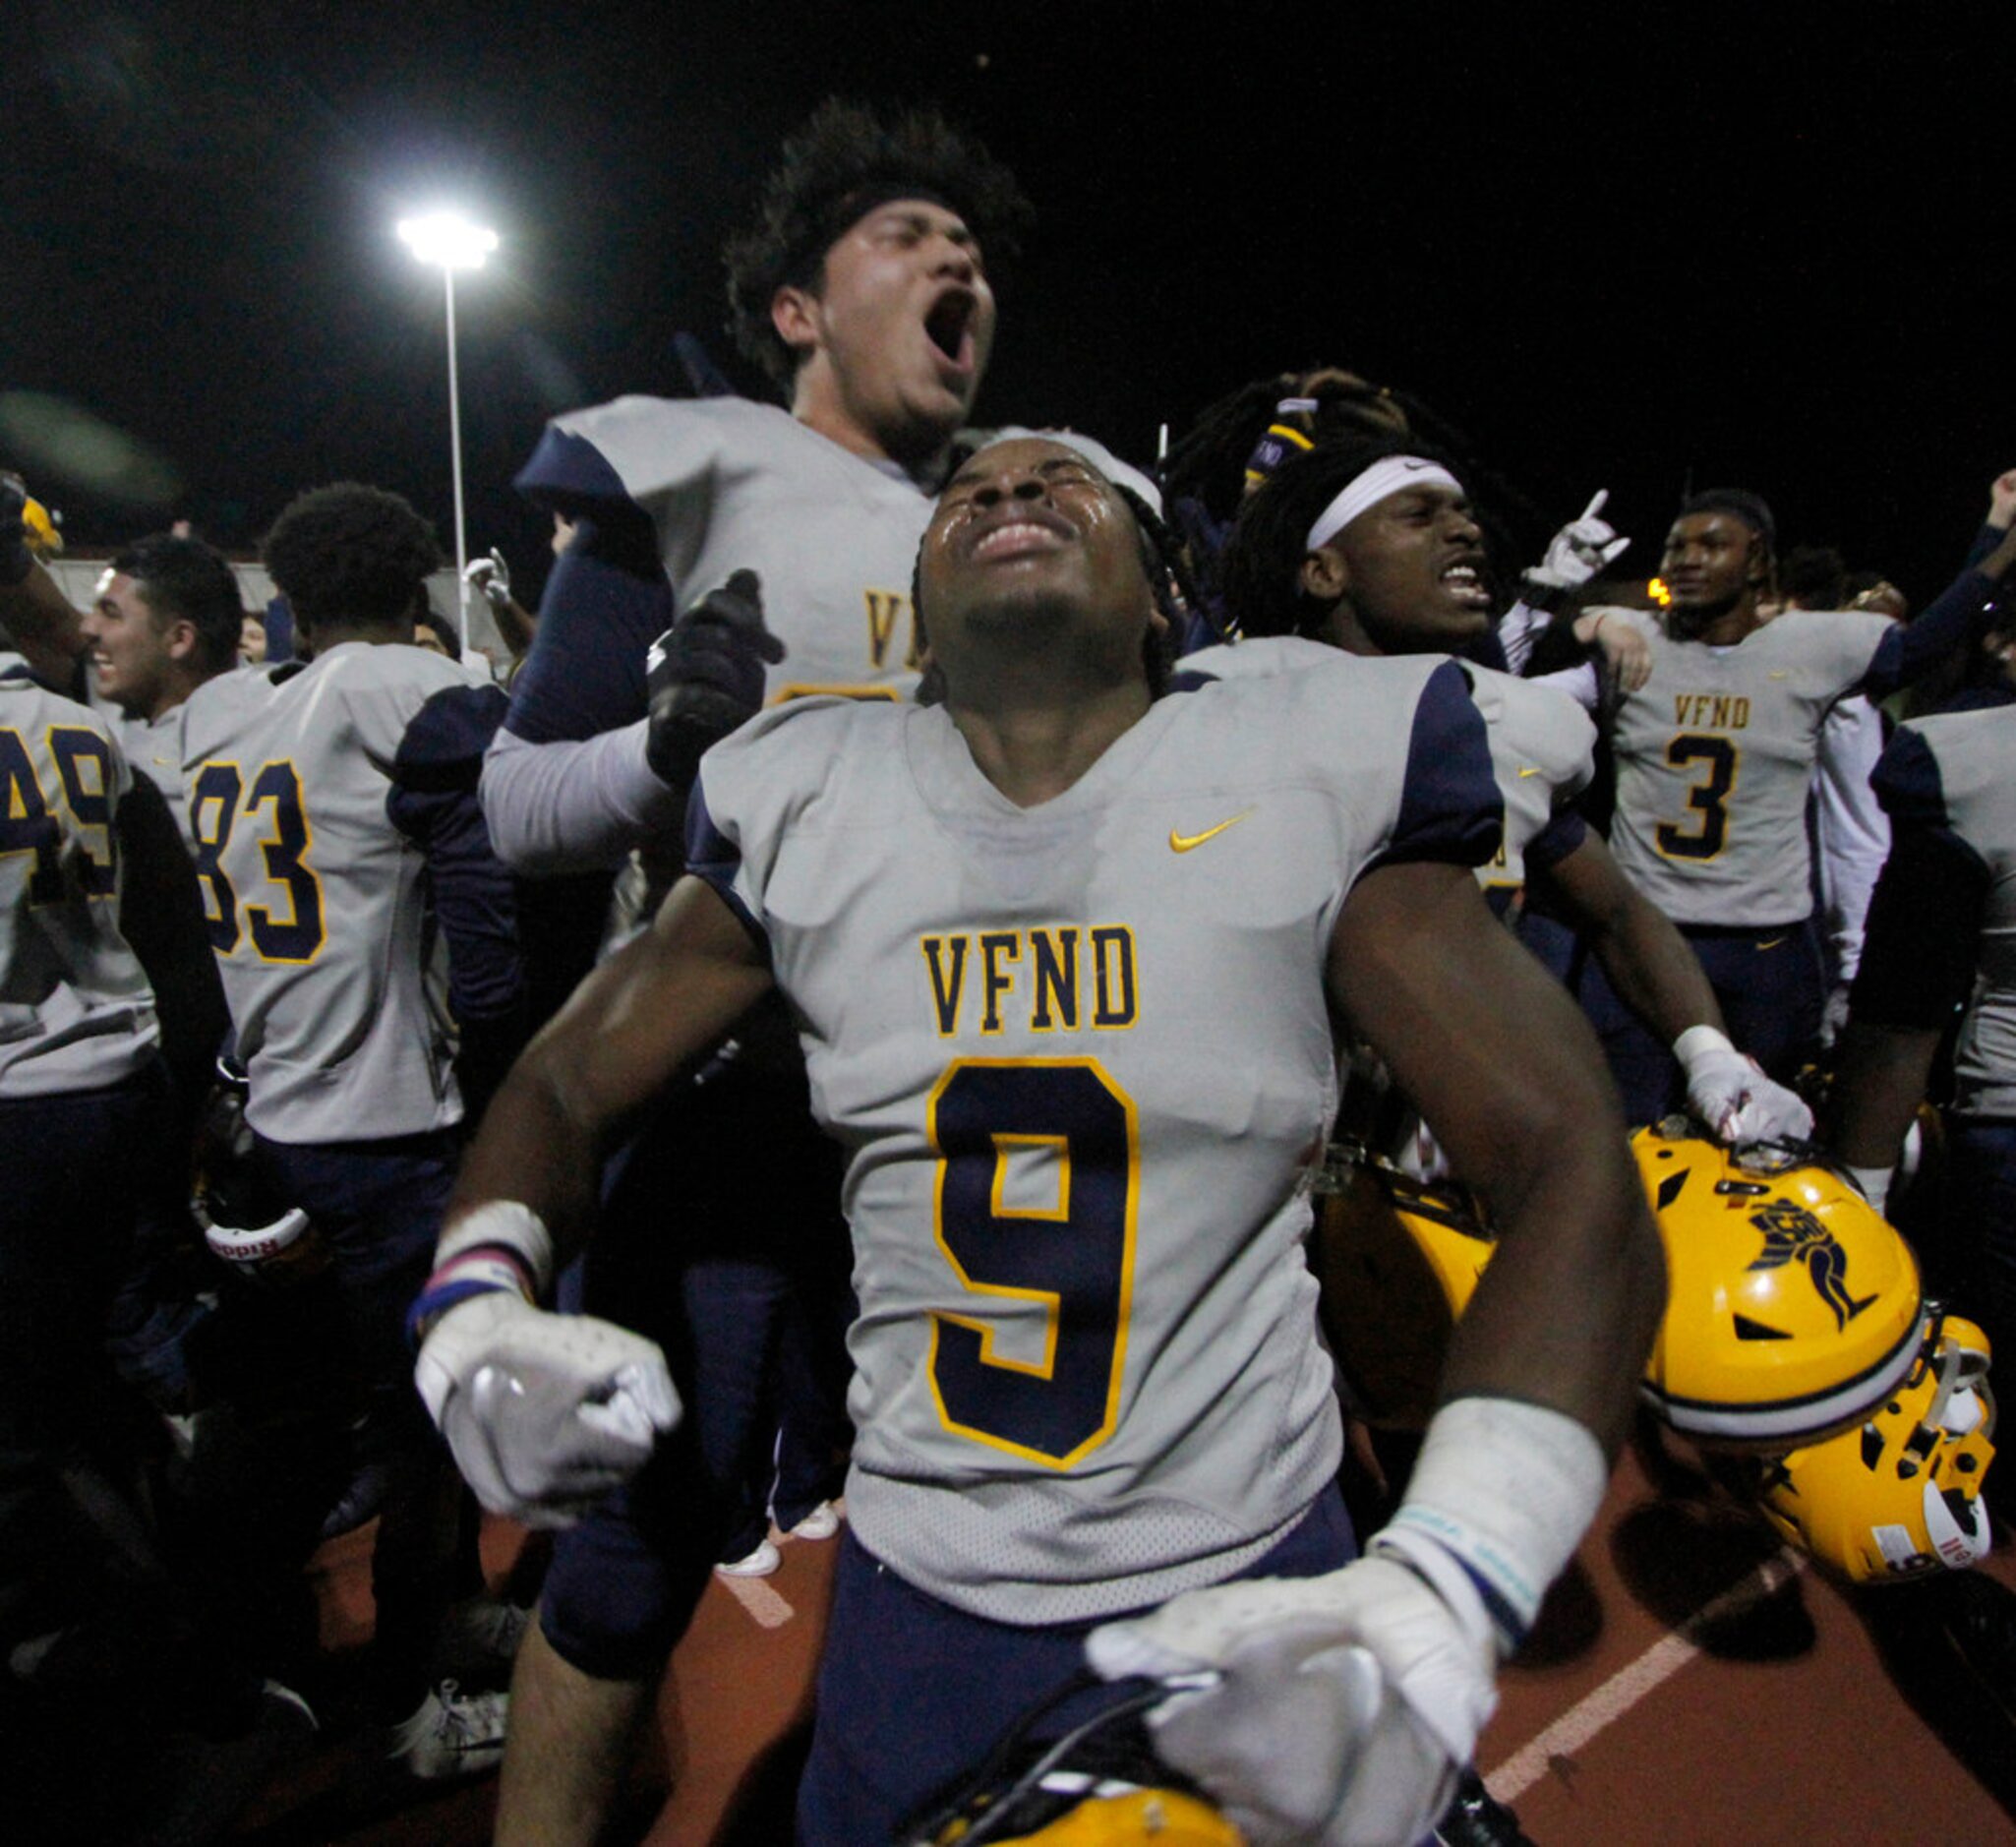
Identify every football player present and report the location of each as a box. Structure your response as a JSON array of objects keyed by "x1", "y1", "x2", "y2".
[
  {"x1": 81, "y1": 533, "x2": 244, "y2": 841},
  {"x1": 415, "y1": 438, "x2": 1665, "y2": 1845},
  {"x1": 473, "y1": 103, "x2": 1139, "y2": 1843},
  {"x1": 1831, "y1": 702, "x2": 2016, "y2": 1464},
  {"x1": 1212, "y1": 431, "x2": 1811, "y2": 1149},
  {"x1": 1580, "y1": 485, "x2": 2016, "y2": 1121},
  {"x1": 182, "y1": 483, "x2": 526, "y2": 1774}
]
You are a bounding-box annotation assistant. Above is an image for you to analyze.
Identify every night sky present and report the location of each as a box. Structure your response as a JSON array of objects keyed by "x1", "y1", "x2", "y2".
[{"x1": 6, "y1": 2, "x2": 2003, "y2": 607}]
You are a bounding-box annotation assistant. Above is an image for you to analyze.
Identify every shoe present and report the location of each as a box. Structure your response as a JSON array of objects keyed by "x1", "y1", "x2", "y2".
[
  {"x1": 715, "y1": 1539, "x2": 782, "y2": 1579},
  {"x1": 436, "y1": 1596, "x2": 533, "y2": 1682},
  {"x1": 787, "y1": 1501, "x2": 842, "y2": 1541},
  {"x1": 386, "y1": 1679, "x2": 508, "y2": 1780},
  {"x1": 1434, "y1": 1766, "x2": 1534, "y2": 1846}
]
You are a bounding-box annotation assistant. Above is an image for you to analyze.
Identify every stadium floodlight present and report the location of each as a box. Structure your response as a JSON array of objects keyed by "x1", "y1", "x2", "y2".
[{"x1": 397, "y1": 212, "x2": 499, "y2": 645}]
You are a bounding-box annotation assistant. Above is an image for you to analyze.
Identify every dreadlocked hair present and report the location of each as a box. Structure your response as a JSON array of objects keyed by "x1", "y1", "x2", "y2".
[
  {"x1": 1160, "y1": 367, "x2": 1545, "y2": 619},
  {"x1": 262, "y1": 483, "x2": 442, "y2": 635},
  {"x1": 910, "y1": 478, "x2": 1188, "y2": 706},
  {"x1": 1218, "y1": 431, "x2": 1468, "y2": 641},
  {"x1": 725, "y1": 99, "x2": 1034, "y2": 392}
]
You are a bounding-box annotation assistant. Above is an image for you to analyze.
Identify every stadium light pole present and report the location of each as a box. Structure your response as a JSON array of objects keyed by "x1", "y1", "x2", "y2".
[{"x1": 396, "y1": 210, "x2": 498, "y2": 648}]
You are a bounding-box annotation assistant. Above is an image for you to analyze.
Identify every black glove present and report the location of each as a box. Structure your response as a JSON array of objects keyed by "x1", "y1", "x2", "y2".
[
  {"x1": 0, "y1": 475, "x2": 31, "y2": 587},
  {"x1": 643, "y1": 569, "x2": 784, "y2": 789}
]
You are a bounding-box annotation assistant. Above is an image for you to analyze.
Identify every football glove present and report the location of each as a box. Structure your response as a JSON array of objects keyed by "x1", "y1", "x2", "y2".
[
  {"x1": 643, "y1": 568, "x2": 784, "y2": 789},
  {"x1": 1674, "y1": 1024, "x2": 1814, "y2": 1145},
  {"x1": 415, "y1": 1292, "x2": 681, "y2": 1527},
  {"x1": 1087, "y1": 1557, "x2": 1488, "y2": 1847},
  {"x1": 1526, "y1": 489, "x2": 1630, "y2": 592},
  {"x1": 464, "y1": 547, "x2": 512, "y2": 611}
]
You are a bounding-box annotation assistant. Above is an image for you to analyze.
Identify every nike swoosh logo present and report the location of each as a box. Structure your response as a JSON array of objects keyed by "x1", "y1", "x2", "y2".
[
  {"x1": 1170, "y1": 811, "x2": 1252, "y2": 853},
  {"x1": 1757, "y1": 936, "x2": 1788, "y2": 951},
  {"x1": 1517, "y1": 766, "x2": 1545, "y2": 778},
  {"x1": 1768, "y1": 671, "x2": 1789, "y2": 681}
]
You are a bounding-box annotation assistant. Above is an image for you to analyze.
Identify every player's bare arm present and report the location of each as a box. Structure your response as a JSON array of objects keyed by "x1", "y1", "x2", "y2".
[
  {"x1": 1326, "y1": 857, "x2": 1666, "y2": 1451},
  {"x1": 1540, "y1": 832, "x2": 1812, "y2": 1143},
  {"x1": 413, "y1": 877, "x2": 772, "y2": 1525}
]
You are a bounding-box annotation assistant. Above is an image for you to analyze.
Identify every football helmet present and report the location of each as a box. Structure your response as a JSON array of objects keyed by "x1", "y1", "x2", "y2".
[
  {"x1": 21, "y1": 492, "x2": 62, "y2": 559},
  {"x1": 1756, "y1": 1309, "x2": 1995, "y2": 1584},
  {"x1": 1311, "y1": 1144, "x2": 1496, "y2": 1429},
  {"x1": 900, "y1": 1683, "x2": 1241, "y2": 1846},
  {"x1": 1633, "y1": 1124, "x2": 1923, "y2": 1448}
]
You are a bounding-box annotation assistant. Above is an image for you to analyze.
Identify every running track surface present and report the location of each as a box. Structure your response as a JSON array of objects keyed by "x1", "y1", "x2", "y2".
[{"x1": 255, "y1": 1438, "x2": 2016, "y2": 1844}]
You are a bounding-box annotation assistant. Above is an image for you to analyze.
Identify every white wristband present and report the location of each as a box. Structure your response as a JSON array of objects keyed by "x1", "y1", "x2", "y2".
[
  {"x1": 1844, "y1": 1162, "x2": 1893, "y2": 1216},
  {"x1": 437, "y1": 1200, "x2": 557, "y2": 1299},
  {"x1": 1375, "y1": 1397, "x2": 1608, "y2": 1653},
  {"x1": 1672, "y1": 1023, "x2": 1736, "y2": 1070}
]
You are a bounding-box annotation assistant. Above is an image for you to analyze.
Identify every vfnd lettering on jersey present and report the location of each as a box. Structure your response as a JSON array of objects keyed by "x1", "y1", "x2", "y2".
[{"x1": 919, "y1": 925, "x2": 1140, "y2": 1036}]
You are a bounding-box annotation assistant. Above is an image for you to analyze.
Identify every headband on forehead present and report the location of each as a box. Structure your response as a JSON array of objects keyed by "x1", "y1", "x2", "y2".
[
  {"x1": 789, "y1": 183, "x2": 958, "y2": 285},
  {"x1": 1305, "y1": 455, "x2": 1463, "y2": 553}
]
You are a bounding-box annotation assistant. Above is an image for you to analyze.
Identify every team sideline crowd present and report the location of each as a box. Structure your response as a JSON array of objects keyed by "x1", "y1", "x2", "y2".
[{"x1": 3, "y1": 100, "x2": 2011, "y2": 1847}]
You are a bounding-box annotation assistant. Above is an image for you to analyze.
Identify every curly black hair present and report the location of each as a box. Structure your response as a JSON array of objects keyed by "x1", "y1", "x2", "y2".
[
  {"x1": 909, "y1": 473, "x2": 1188, "y2": 704},
  {"x1": 724, "y1": 99, "x2": 1033, "y2": 391},
  {"x1": 110, "y1": 533, "x2": 244, "y2": 677},
  {"x1": 262, "y1": 484, "x2": 442, "y2": 636}
]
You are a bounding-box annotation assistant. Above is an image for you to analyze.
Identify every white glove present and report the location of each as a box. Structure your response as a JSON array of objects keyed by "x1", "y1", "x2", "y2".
[
  {"x1": 1674, "y1": 1024, "x2": 1812, "y2": 1145},
  {"x1": 464, "y1": 547, "x2": 512, "y2": 610},
  {"x1": 415, "y1": 1291, "x2": 680, "y2": 1527},
  {"x1": 1818, "y1": 983, "x2": 1854, "y2": 1050},
  {"x1": 1527, "y1": 490, "x2": 1631, "y2": 591},
  {"x1": 1087, "y1": 1556, "x2": 1494, "y2": 1847}
]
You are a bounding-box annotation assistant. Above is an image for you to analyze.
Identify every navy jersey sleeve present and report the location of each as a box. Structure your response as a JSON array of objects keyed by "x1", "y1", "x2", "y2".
[
  {"x1": 1372, "y1": 659, "x2": 1505, "y2": 873},
  {"x1": 1525, "y1": 804, "x2": 1589, "y2": 877},
  {"x1": 1371, "y1": 657, "x2": 1515, "y2": 870},
  {"x1": 504, "y1": 426, "x2": 675, "y2": 745},
  {"x1": 682, "y1": 776, "x2": 770, "y2": 957},
  {"x1": 1863, "y1": 566, "x2": 2008, "y2": 702},
  {"x1": 388, "y1": 685, "x2": 526, "y2": 1024}
]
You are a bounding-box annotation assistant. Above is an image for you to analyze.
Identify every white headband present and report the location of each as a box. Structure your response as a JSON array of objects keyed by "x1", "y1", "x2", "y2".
[{"x1": 1305, "y1": 455, "x2": 1463, "y2": 552}]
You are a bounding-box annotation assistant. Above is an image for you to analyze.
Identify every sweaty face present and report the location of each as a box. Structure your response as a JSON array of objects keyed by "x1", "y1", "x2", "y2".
[
  {"x1": 1309, "y1": 483, "x2": 1491, "y2": 654},
  {"x1": 918, "y1": 438, "x2": 1156, "y2": 686},
  {"x1": 793, "y1": 200, "x2": 996, "y2": 456},
  {"x1": 83, "y1": 571, "x2": 176, "y2": 718},
  {"x1": 1661, "y1": 512, "x2": 1762, "y2": 627}
]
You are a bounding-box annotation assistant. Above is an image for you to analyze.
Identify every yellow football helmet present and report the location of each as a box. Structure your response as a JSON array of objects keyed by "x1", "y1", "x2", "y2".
[
  {"x1": 904, "y1": 1684, "x2": 1242, "y2": 1845},
  {"x1": 1757, "y1": 1309, "x2": 1995, "y2": 1583},
  {"x1": 1633, "y1": 1124, "x2": 1924, "y2": 1448},
  {"x1": 22, "y1": 493, "x2": 62, "y2": 559},
  {"x1": 1311, "y1": 1145, "x2": 1496, "y2": 1429}
]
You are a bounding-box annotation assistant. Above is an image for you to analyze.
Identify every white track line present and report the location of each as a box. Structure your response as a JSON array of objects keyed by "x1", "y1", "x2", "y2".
[
  {"x1": 1484, "y1": 1548, "x2": 1807, "y2": 1803},
  {"x1": 718, "y1": 1574, "x2": 795, "y2": 1630}
]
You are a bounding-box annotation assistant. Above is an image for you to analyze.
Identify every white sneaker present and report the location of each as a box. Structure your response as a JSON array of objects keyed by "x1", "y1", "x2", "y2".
[
  {"x1": 715, "y1": 1538, "x2": 782, "y2": 1579},
  {"x1": 386, "y1": 1680, "x2": 508, "y2": 1780},
  {"x1": 788, "y1": 1501, "x2": 842, "y2": 1541}
]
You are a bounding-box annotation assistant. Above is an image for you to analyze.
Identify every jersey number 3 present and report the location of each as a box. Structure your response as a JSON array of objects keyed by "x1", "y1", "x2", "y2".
[
  {"x1": 189, "y1": 760, "x2": 326, "y2": 963},
  {"x1": 927, "y1": 1059, "x2": 1139, "y2": 1469},
  {"x1": 1656, "y1": 733, "x2": 1739, "y2": 861}
]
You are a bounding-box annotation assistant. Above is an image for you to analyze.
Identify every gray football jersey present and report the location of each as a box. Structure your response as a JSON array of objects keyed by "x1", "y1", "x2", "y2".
[
  {"x1": 0, "y1": 655, "x2": 158, "y2": 1098},
  {"x1": 1886, "y1": 707, "x2": 2016, "y2": 1119},
  {"x1": 1602, "y1": 607, "x2": 1893, "y2": 924},
  {"x1": 1182, "y1": 637, "x2": 1594, "y2": 897},
  {"x1": 181, "y1": 643, "x2": 468, "y2": 1143},
  {"x1": 111, "y1": 704, "x2": 193, "y2": 843},
  {"x1": 689, "y1": 655, "x2": 1501, "y2": 1621}
]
